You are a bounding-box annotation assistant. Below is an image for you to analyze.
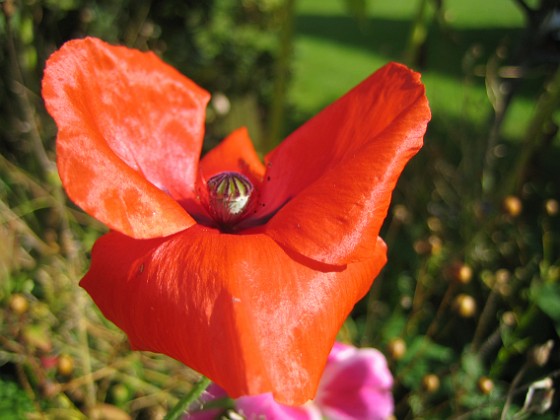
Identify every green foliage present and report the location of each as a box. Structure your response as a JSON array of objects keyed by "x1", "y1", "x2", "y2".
[
  {"x1": 398, "y1": 336, "x2": 453, "y2": 389},
  {"x1": 0, "y1": 378, "x2": 34, "y2": 419},
  {"x1": 533, "y1": 281, "x2": 560, "y2": 337}
]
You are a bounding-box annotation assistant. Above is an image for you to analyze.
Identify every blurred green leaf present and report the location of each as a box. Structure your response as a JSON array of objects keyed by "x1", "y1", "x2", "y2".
[
  {"x1": 399, "y1": 336, "x2": 453, "y2": 388},
  {"x1": 533, "y1": 282, "x2": 560, "y2": 337},
  {"x1": 461, "y1": 350, "x2": 484, "y2": 378},
  {"x1": 381, "y1": 309, "x2": 407, "y2": 341},
  {"x1": 0, "y1": 378, "x2": 35, "y2": 419},
  {"x1": 45, "y1": 0, "x2": 81, "y2": 11}
]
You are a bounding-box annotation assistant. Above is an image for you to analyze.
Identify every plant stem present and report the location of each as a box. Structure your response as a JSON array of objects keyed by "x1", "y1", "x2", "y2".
[
  {"x1": 404, "y1": 0, "x2": 429, "y2": 67},
  {"x1": 164, "y1": 376, "x2": 211, "y2": 420},
  {"x1": 501, "y1": 360, "x2": 529, "y2": 420},
  {"x1": 508, "y1": 65, "x2": 560, "y2": 194},
  {"x1": 265, "y1": 0, "x2": 296, "y2": 152}
]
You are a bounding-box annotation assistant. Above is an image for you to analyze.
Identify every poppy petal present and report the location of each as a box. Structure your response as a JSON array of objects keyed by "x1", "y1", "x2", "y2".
[
  {"x1": 259, "y1": 63, "x2": 430, "y2": 265},
  {"x1": 43, "y1": 37, "x2": 210, "y2": 238},
  {"x1": 199, "y1": 127, "x2": 265, "y2": 182},
  {"x1": 80, "y1": 229, "x2": 387, "y2": 405}
]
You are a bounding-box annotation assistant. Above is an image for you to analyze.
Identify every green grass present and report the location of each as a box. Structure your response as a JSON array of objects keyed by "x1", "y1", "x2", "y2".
[{"x1": 288, "y1": 0, "x2": 531, "y2": 139}]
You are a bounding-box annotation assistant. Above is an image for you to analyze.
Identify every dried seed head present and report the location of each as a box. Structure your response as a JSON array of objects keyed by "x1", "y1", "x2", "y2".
[
  {"x1": 545, "y1": 199, "x2": 558, "y2": 216},
  {"x1": 503, "y1": 195, "x2": 522, "y2": 217},
  {"x1": 392, "y1": 204, "x2": 410, "y2": 224},
  {"x1": 530, "y1": 340, "x2": 554, "y2": 367},
  {"x1": 501, "y1": 311, "x2": 516, "y2": 327},
  {"x1": 422, "y1": 374, "x2": 440, "y2": 393},
  {"x1": 454, "y1": 294, "x2": 477, "y2": 318},
  {"x1": 387, "y1": 338, "x2": 407, "y2": 360},
  {"x1": 9, "y1": 293, "x2": 29, "y2": 315},
  {"x1": 478, "y1": 376, "x2": 494, "y2": 394},
  {"x1": 57, "y1": 354, "x2": 75, "y2": 377},
  {"x1": 449, "y1": 261, "x2": 473, "y2": 284}
]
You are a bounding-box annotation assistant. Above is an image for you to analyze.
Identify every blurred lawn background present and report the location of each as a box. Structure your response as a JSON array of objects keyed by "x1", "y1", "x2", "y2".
[{"x1": 1, "y1": 0, "x2": 560, "y2": 418}]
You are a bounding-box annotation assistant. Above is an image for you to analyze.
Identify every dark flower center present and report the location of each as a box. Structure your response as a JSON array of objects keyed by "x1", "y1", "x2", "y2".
[{"x1": 206, "y1": 171, "x2": 254, "y2": 228}]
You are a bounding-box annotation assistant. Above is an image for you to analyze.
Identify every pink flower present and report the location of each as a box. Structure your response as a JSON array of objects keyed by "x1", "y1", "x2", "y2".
[{"x1": 188, "y1": 342, "x2": 394, "y2": 419}]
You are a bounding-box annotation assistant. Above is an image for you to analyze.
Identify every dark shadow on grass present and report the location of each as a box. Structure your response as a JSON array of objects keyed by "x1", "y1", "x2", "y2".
[
  {"x1": 295, "y1": 13, "x2": 525, "y2": 77},
  {"x1": 289, "y1": 13, "x2": 550, "y2": 143}
]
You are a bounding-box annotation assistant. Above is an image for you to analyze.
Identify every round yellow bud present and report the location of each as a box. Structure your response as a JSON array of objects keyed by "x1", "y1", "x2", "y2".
[
  {"x1": 503, "y1": 195, "x2": 522, "y2": 217},
  {"x1": 387, "y1": 338, "x2": 407, "y2": 361},
  {"x1": 545, "y1": 199, "x2": 558, "y2": 216},
  {"x1": 9, "y1": 293, "x2": 29, "y2": 315},
  {"x1": 477, "y1": 376, "x2": 494, "y2": 394},
  {"x1": 454, "y1": 294, "x2": 477, "y2": 318},
  {"x1": 422, "y1": 374, "x2": 440, "y2": 393},
  {"x1": 57, "y1": 354, "x2": 74, "y2": 377}
]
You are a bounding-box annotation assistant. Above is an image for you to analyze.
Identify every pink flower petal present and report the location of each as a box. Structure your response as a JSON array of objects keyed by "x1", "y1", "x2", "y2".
[
  {"x1": 236, "y1": 393, "x2": 322, "y2": 420},
  {"x1": 316, "y1": 344, "x2": 394, "y2": 420}
]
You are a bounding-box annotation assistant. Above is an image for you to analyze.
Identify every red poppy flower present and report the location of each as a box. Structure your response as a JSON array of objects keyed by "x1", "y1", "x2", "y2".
[{"x1": 42, "y1": 37, "x2": 430, "y2": 405}]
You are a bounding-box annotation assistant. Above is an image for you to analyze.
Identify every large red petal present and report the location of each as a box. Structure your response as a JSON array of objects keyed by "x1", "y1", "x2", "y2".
[
  {"x1": 43, "y1": 37, "x2": 210, "y2": 238},
  {"x1": 80, "y1": 229, "x2": 387, "y2": 405},
  {"x1": 199, "y1": 127, "x2": 265, "y2": 182},
  {"x1": 257, "y1": 63, "x2": 430, "y2": 265}
]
